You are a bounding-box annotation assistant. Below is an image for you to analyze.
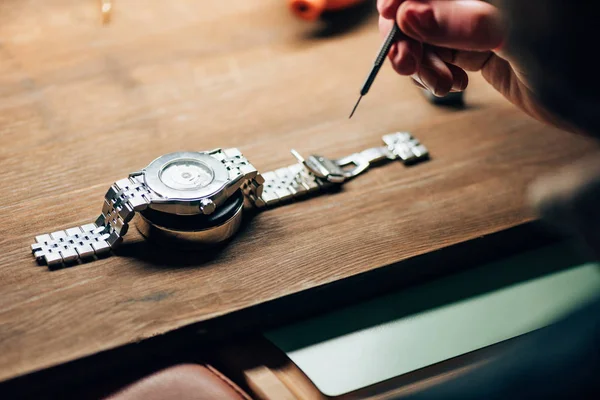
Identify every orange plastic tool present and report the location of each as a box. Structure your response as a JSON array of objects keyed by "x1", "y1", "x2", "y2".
[{"x1": 288, "y1": 0, "x2": 366, "y2": 21}]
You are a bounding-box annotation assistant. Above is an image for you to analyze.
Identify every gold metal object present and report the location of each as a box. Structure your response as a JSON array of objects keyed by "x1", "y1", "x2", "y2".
[{"x1": 101, "y1": 0, "x2": 112, "y2": 24}]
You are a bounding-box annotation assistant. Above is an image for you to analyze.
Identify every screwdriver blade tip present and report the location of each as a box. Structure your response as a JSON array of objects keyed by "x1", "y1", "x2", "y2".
[{"x1": 349, "y1": 95, "x2": 363, "y2": 119}]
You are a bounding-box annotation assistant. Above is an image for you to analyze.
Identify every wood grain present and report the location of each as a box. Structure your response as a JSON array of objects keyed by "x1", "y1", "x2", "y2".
[{"x1": 0, "y1": 0, "x2": 598, "y2": 383}]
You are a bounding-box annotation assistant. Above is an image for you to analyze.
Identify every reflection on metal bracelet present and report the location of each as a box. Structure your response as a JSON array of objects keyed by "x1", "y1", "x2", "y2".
[
  {"x1": 249, "y1": 132, "x2": 428, "y2": 207},
  {"x1": 31, "y1": 132, "x2": 428, "y2": 267}
]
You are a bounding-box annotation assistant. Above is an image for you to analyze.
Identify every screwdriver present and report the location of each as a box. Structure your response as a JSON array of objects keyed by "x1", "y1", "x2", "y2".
[{"x1": 349, "y1": 23, "x2": 401, "y2": 118}]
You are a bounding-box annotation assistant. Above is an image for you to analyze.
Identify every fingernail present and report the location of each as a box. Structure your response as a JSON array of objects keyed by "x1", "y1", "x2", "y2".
[
  {"x1": 419, "y1": 67, "x2": 439, "y2": 96},
  {"x1": 451, "y1": 77, "x2": 466, "y2": 92},
  {"x1": 411, "y1": 78, "x2": 426, "y2": 90}
]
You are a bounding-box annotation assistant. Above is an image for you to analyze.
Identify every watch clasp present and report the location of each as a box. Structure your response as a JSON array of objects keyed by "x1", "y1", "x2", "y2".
[{"x1": 291, "y1": 150, "x2": 370, "y2": 184}]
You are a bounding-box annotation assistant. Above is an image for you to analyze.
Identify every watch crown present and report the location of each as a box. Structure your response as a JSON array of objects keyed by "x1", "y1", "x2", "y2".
[{"x1": 200, "y1": 199, "x2": 216, "y2": 215}]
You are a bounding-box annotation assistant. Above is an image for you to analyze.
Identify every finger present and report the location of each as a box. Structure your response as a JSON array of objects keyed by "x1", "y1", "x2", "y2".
[
  {"x1": 415, "y1": 63, "x2": 467, "y2": 95},
  {"x1": 397, "y1": 0, "x2": 504, "y2": 52},
  {"x1": 379, "y1": 15, "x2": 422, "y2": 75},
  {"x1": 378, "y1": 14, "x2": 395, "y2": 40},
  {"x1": 413, "y1": 47, "x2": 454, "y2": 97},
  {"x1": 390, "y1": 38, "x2": 422, "y2": 75},
  {"x1": 447, "y1": 63, "x2": 468, "y2": 92},
  {"x1": 452, "y1": 51, "x2": 493, "y2": 72},
  {"x1": 436, "y1": 47, "x2": 494, "y2": 72},
  {"x1": 415, "y1": 46, "x2": 468, "y2": 91},
  {"x1": 411, "y1": 78, "x2": 427, "y2": 90},
  {"x1": 377, "y1": 0, "x2": 404, "y2": 20}
]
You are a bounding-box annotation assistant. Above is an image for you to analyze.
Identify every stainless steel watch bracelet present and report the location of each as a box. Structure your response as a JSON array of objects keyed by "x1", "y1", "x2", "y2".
[
  {"x1": 212, "y1": 148, "x2": 264, "y2": 199},
  {"x1": 31, "y1": 149, "x2": 256, "y2": 267},
  {"x1": 31, "y1": 176, "x2": 155, "y2": 267},
  {"x1": 31, "y1": 135, "x2": 428, "y2": 267},
  {"x1": 248, "y1": 132, "x2": 428, "y2": 208}
]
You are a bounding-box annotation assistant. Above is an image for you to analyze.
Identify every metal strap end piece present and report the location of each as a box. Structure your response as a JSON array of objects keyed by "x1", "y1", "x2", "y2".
[
  {"x1": 383, "y1": 132, "x2": 429, "y2": 164},
  {"x1": 30, "y1": 221, "x2": 113, "y2": 268}
]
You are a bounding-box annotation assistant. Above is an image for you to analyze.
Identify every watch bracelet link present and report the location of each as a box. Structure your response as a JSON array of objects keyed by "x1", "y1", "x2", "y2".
[
  {"x1": 31, "y1": 176, "x2": 155, "y2": 267},
  {"x1": 247, "y1": 163, "x2": 329, "y2": 207},
  {"x1": 212, "y1": 148, "x2": 264, "y2": 198}
]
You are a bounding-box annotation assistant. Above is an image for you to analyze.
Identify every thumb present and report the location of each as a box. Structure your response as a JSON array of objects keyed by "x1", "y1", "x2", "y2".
[{"x1": 397, "y1": 0, "x2": 505, "y2": 53}]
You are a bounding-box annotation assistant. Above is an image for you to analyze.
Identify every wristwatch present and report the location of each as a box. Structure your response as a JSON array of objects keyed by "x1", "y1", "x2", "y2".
[{"x1": 31, "y1": 132, "x2": 429, "y2": 268}]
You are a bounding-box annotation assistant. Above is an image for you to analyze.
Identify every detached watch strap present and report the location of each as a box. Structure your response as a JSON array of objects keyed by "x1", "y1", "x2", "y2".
[{"x1": 248, "y1": 132, "x2": 428, "y2": 208}]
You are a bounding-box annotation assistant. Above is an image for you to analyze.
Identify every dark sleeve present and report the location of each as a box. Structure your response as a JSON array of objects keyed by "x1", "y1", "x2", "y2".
[{"x1": 401, "y1": 294, "x2": 600, "y2": 400}]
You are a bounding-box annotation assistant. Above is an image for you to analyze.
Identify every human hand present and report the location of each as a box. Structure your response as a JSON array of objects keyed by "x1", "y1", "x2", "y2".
[{"x1": 377, "y1": 0, "x2": 564, "y2": 129}]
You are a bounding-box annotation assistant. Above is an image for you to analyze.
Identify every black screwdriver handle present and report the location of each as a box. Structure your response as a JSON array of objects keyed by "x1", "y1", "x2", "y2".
[{"x1": 359, "y1": 24, "x2": 401, "y2": 96}]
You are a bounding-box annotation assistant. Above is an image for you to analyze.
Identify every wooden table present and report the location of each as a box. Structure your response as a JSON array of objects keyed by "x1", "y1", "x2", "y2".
[{"x1": 1, "y1": 0, "x2": 598, "y2": 385}]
